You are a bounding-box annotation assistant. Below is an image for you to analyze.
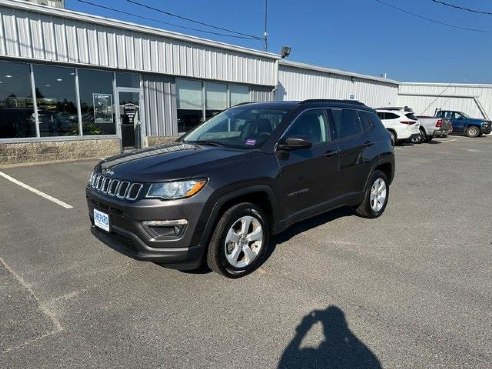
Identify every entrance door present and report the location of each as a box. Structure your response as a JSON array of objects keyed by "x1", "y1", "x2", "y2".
[{"x1": 116, "y1": 89, "x2": 142, "y2": 150}]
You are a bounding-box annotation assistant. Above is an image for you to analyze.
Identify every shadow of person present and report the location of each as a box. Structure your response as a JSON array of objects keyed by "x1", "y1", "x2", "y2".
[{"x1": 278, "y1": 306, "x2": 382, "y2": 369}]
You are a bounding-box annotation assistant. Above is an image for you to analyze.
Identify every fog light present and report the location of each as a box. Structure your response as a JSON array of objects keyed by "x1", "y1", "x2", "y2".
[{"x1": 143, "y1": 219, "x2": 188, "y2": 239}]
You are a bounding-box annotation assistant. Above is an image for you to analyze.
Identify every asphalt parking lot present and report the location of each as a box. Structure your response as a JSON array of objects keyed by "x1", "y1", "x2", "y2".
[{"x1": 1, "y1": 136, "x2": 491, "y2": 369}]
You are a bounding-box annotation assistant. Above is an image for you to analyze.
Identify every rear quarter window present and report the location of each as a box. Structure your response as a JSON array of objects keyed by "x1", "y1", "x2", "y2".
[{"x1": 330, "y1": 108, "x2": 363, "y2": 139}]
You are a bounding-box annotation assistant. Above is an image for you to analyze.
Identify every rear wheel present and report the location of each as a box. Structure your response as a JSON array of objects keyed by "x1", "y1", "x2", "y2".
[
  {"x1": 356, "y1": 170, "x2": 389, "y2": 218},
  {"x1": 207, "y1": 202, "x2": 269, "y2": 278},
  {"x1": 465, "y1": 126, "x2": 480, "y2": 138},
  {"x1": 412, "y1": 128, "x2": 426, "y2": 144},
  {"x1": 388, "y1": 130, "x2": 396, "y2": 146}
]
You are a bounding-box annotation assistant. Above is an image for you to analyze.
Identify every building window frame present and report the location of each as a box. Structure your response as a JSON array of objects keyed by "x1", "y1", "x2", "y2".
[{"x1": 0, "y1": 59, "x2": 125, "y2": 142}]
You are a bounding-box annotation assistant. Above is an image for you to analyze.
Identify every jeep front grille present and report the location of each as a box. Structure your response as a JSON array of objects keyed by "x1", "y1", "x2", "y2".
[{"x1": 90, "y1": 173, "x2": 143, "y2": 200}]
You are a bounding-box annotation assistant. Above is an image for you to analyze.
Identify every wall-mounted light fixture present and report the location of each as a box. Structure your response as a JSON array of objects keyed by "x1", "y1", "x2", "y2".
[{"x1": 280, "y1": 46, "x2": 291, "y2": 58}]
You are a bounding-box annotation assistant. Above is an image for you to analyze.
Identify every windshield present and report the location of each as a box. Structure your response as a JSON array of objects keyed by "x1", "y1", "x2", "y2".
[{"x1": 182, "y1": 105, "x2": 291, "y2": 149}]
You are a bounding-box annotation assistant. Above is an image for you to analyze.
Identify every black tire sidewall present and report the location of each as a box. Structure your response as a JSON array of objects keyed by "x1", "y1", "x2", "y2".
[
  {"x1": 213, "y1": 203, "x2": 269, "y2": 277},
  {"x1": 365, "y1": 171, "x2": 389, "y2": 218}
]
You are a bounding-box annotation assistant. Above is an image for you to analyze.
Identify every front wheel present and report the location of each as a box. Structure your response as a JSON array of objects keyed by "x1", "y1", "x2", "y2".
[
  {"x1": 207, "y1": 203, "x2": 269, "y2": 278},
  {"x1": 356, "y1": 170, "x2": 389, "y2": 218},
  {"x1": 465, "y1": 126, "x2": 480, "y2": 138}
]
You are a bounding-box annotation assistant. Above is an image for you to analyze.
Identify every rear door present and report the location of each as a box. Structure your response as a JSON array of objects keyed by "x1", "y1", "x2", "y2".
[
  {"x1": 276, "y1": 109, "x2": 339, "y2": 217},
  {"x1": 330, "y1": 108, "x2": 372, "y2": 196}
]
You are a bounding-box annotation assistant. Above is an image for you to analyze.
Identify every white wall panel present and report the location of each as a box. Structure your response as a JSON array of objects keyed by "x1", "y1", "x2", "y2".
[
  {"x1": 278, "y1": 62, "x2": 399, "y2": 108},
  {"x1": 0, "y1": 2, "x2": 277, "y2": 86},
  {"x1": 398, "y1": 83, "x2": 492, "y2": 119},
  {"x1": 142, "y1": 74, "x2": 177, "y2": 136}
]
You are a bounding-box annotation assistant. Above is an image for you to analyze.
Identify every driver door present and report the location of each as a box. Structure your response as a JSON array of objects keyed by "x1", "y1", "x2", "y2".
[{"x1": 276, "y1": 109, "x2": 340, "y2": 219}]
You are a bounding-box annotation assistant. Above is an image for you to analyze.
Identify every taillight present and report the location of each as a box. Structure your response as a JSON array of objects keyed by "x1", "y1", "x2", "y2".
[
  {"x1": 435, "y1": 119, "x2": 442, "y2": 128},
  {"x1": 400, "y1": 121, "x2": 416, "y2": 125}
]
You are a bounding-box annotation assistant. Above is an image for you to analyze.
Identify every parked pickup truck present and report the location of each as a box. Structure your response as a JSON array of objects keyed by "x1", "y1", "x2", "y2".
[
  {"x1": 435, "y1": 110, "x2": 491, "y2": 138},
  {"x1": 414, "y1": 116, "x2": 452, "y2": 143}
]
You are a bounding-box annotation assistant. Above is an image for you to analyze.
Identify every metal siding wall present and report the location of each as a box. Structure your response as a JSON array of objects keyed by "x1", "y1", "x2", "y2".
[
  {"x1": 251, "y1": 86, "x2": 274, "y2": 102},
  {"x1": 0, "y1": 4, "x2": 277, "y2": 86},
  {"x1": 142, "y1": 74, "x2": 177, "y2": 137},
  {"x1": 398, "y1": 83, "x2": 492, "y2": 118},
  {"x1": 278, "y1": 65, "x2": 399, "y2": 107}
]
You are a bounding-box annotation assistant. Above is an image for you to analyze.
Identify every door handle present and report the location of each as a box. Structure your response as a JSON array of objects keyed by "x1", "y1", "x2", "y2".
[{"x1": 323, "y1": 150, "x2": 338, "y2": 158}]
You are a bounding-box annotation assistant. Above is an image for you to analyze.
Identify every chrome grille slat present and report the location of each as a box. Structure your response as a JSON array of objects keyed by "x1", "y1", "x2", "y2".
[
  {"x1": 127, "y1": 183, "x2": 143, "y2": 200},
  {"x1": 116, "y1": 181, "x2": 130, "y2": 199},
  {"x1": 90, "y1": 172, "x2": 142, "y2": 201}
]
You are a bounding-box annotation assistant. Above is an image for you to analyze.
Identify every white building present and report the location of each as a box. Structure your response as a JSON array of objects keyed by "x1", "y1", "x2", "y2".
[{"x1": 0, "y1": 0, "x2": 491, "y2": 164}]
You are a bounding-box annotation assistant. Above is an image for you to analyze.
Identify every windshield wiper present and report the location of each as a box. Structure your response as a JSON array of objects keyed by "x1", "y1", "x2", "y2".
[{"x1": 188, "y1": 140, "x2": 225, "y2": 147}]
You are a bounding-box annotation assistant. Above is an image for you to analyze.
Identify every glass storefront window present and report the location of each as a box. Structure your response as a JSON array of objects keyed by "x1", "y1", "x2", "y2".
[
  {"x1": 230, "y1": 84, "x2": 250, "y2": 106},
  {"x1": 177, "y1": 79, "x2": 203, "y2": 133},
  {"x1": 116, "y1": 72, "x2": 140, "y2": 88},
  {"x1": 0, "y1": 61, "x2": 36, "y2": 139},
  {"x1": 78, "y1": 69, "x2": 115, "y2": 135},
  {"x1": 33, "y1": 64, "x2": 78, "y2": 137},
  {"x1": 205, "y1": 82, "x2": 227, "y2": 120}
]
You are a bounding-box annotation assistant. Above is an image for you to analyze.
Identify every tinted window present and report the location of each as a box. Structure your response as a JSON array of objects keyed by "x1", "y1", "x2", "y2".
[
  {"x1": 0, "y1": 60, "x2": 36, "y2": 139},
  {"x1": 358, "y1": 111, "x2": 377, "y2": 130},
  {"x1": 376, "y1": 112, "x2": 385, "y2": 120},
  {"x1": 33, "y1": 64, "x2": 78, "y2": 137},
  {"x1": 283, "y1": 109, "x2": 329, "y2": 145},
  {"x1": 78, "y1": 69, "x2": 116, "y2": 135},
  {"x1": 331, "y1": 109, "x2": 363, "y2": 139},
  {"x1": 177, "y1": 79, "x2": 203, "y2": 132},
  {"x1": 116, "y1": 72, "x2": 140, "y2": 88},
  {"x1": 385, "y1": 112, "x2": 400, "y2": 120},
  {"x1": 405, "y1": 113, "x2": 417, "y2": 120}
]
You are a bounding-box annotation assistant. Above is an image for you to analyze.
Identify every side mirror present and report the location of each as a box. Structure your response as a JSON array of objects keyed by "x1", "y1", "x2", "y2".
[{"x1": 277, "y1": 137, "x2": 312, "y2": 151}]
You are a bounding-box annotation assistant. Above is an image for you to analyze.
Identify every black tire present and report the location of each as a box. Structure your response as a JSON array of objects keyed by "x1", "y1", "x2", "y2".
[
  {"x1": 465, "y1": 126, "x2": 480, "y2": 138},
  {"x1": 425, "y1": 135, "x2": 433, "y2": 143},
  {"x1": 355, "y1": 170, "x2": 389, "y2": 218},
  {"x1": 207, "y1": 202, "x2": 270, "y2": 278},
  {"x1": 417, "y1": 128, "x2": 426, "y2": 144},
  {"x1": 388, "y1": 130, "x2": 396, "y2": 146}
]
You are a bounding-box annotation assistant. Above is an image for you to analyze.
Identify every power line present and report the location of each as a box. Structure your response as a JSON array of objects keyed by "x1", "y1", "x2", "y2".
[
  {"x1": 124, "y1": 0, "x2": 262, "y2": 40},
  {"x1": 375, "y1": 0, "x2": 488, "y2": 33},
  {"x1": 431, "y1": 0, "x2": 492, "y2": 16},
  {"x1": 74, "y1": 0, "x2": 260, "y2": 41}
]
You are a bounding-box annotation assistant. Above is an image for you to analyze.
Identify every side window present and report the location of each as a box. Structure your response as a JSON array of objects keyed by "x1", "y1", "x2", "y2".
[
  {"x1": 376, "y1": 112, "x2": 385, "y2": 120},
  {"x1": 331, "y1": 109, "x2": 363, "y2": 139},
  {"x1": 283, "y1": 109, "x2": 329, "y2": 145},
  {"x1": 386, "y1": 112, "x2": 400, "y2": 120},
  {"x1": 358, "y1": 111, "x2": 376, "y2": 131}
]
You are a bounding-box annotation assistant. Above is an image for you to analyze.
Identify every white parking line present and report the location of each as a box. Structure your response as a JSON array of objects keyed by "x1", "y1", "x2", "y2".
[{"x1": 0, "y1": 171, "x2": 73, "y2": 209}]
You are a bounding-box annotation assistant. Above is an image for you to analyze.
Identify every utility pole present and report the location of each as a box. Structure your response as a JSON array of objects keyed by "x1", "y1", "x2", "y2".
[{"x1": 264, "y1": 0, "x2": 268, "y2": 51}]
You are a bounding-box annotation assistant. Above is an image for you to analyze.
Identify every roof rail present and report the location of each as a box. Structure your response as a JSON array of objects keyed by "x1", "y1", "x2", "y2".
[{"x1": 300, "y1": 99, "x2": 367, "y2": 106}]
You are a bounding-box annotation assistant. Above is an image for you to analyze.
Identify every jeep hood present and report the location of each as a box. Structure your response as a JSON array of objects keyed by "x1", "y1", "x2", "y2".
[{"x1": 96, "y1": 142, "x2": 254, "y2": 182}]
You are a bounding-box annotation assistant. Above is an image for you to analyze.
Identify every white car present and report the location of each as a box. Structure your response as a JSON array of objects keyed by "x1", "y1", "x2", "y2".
[{"x1": 376, "y1": 107, "x2": 421, "y2": 145}]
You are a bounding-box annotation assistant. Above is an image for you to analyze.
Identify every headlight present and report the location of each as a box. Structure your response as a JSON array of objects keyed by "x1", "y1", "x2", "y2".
[{"x1": 146, "y1": 179, "x2": 207, "y2": 200}]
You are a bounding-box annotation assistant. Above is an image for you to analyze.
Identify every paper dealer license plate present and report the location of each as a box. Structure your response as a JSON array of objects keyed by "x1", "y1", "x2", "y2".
[{"x1": 94, "y1": 209, "x2": 110, "y2": 232}]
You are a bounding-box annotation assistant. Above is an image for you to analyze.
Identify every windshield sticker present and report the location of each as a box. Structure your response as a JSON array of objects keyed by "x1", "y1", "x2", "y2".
[{"x1": 245, "y1": 139, "x2": 256, "y2": 146}]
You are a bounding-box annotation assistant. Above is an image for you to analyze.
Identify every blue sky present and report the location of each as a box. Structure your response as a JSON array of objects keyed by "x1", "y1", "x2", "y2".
[{"x1": 65, "y1": 0, "x2": 492, "y2": 83}]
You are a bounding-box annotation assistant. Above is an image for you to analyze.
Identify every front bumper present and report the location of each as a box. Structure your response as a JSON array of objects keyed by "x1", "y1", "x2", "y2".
[
  {"x1": 90, "y1": 225, "x2": 205, "y2": 270},
  {"x1": 482, "y1": 126, "x2": 491, "y2": 134},
  {"x1": 86, "y1": 188, "x2": 208, "y2": 270}
]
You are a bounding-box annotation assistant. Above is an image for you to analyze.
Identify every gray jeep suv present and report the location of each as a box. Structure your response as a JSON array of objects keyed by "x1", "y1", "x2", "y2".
[{"x1": 87, "y1": 99, "x2": 394, "y2": 278}]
